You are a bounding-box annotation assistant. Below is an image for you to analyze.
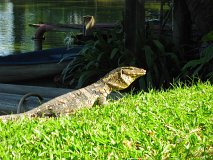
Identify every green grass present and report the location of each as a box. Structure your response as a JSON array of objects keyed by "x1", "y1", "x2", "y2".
[
  {"x1": 0, "y1": 82, "x2": 212, "y2": 159},
  {"x1": 145, "y1": 2, "x2": 169, "y2": 10}
]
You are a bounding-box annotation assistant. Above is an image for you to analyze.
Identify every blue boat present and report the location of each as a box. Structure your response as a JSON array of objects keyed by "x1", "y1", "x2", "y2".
[{"x1": 0, "y1": 46, "x2": 83, "y2": 83}]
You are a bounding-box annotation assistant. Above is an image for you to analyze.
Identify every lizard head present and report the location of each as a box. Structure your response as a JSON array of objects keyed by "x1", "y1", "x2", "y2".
[{"x1": 101, "y1": 66, "x2": 146, "y2": 90}]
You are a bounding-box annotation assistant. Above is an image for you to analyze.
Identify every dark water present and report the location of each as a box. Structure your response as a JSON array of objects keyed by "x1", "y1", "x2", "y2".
[{"x1": 0, "y1": 0, "x2": 124, "y2": 55}]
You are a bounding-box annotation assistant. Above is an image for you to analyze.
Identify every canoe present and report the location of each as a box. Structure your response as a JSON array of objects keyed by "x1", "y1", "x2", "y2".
[{"x1": 0, "y1": 46, "x2": 83, "y2": 83}]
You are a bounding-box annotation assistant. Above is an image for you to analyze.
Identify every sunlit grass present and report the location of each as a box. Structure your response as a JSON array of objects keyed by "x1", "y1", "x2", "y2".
[
  {"x1": 145, "y1": 2, "x2": 169, "y2": 10},
  {"x1": 0, "y1": 82, "x2": 212, "y2": 159}
]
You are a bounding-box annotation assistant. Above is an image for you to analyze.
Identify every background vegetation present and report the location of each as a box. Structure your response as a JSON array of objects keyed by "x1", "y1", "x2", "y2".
[
  {"x1": 59, "y1": 0, "x2": 213, "y2": 90},
  {"x1": 61, "y1": 24, "x2": 213, "y2": 90}
]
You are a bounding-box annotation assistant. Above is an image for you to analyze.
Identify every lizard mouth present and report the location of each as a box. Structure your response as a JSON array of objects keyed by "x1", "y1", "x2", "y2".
[{"x1": 122, "y1": 67, "x2": 146, "y2": 77}]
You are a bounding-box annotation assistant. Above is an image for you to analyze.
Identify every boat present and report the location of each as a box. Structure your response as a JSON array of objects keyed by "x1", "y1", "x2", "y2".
[
  {"x1": 0, "y1": 83, "x2": 71, "y2": 114},
  {"x1": 0, "y1": 46, "x2": 83, "y2": 83}
]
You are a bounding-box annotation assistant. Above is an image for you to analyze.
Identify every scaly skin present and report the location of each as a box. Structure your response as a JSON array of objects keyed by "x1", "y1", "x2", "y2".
[{"x1": 0, "y1": 66, "x2": 146, "y2": 121}]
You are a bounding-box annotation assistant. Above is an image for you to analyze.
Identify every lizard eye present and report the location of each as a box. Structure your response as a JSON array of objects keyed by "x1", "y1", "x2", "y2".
[{"x1": 121, "y1": 69, "x2": 124, "y2": 75}]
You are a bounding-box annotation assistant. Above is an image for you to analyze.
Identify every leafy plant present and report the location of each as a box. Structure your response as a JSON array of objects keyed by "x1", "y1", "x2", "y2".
[
  {"x1": 201, "y1": 31, "x2": 213, "y2": 42},
  {"x1": 139, "y1": 38, "x2": 180, "y2": 89},
  {"x1": 180, "y1": 31, "x2": 213, "y2": 81},
  {"x1": 61, "y1": 23, "x2": 180, "y2": 90},
  {"x1": 61, "y1": 25, "x2": 136, "y2": 88},
  {"x1": 181, "y1": 45, "x2": 213, "y2": 80}
]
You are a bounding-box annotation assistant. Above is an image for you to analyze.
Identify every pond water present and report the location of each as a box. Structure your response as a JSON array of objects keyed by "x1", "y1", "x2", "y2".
[{"x1": 0, "y1": 0, "x2": 124, "y2": 55}]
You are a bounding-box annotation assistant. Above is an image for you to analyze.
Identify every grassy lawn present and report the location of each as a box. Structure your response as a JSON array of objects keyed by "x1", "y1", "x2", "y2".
[{"x1": 0, "y1": 82, "x2": 212, "y2": 159}]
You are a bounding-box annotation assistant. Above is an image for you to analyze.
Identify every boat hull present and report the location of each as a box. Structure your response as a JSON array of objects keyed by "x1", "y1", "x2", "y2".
[
  {"x1": 0, "y1": 62, "x2": 68, "y2": 82},
  {"x1": 0, "y1": 46, "x2": 82, "y2": 83}
]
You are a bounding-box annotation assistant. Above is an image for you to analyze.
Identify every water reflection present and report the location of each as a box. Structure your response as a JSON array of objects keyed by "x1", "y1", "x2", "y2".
[
  {"x1": 0, "y1": 2, "x2": 14, "y2": 55},
  {"x1": 0, "y1": 0, "x2": 124, "y2": 55}
]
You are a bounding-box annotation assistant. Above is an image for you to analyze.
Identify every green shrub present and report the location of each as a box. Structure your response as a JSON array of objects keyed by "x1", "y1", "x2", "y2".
[
  {"x1": 61, "y1": 25, "x2": 136, "y2": 88},
  {"x1": 140, "y1": 38, "x2": 180, "y2": 89},
  {"x1": 180, "y1": 31, "x2": 213, "y2": 82},
  {"x1": 61, "y1": 24, "x2": 180, "y2": 90}
]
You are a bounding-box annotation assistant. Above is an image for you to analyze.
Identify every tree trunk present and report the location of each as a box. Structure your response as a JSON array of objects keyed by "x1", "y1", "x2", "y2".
[
  {"x1": 173, "y1": 0, "x2": 191, "y2": 51},
  {"x1": 124, "y1": 0, "x2": 136, "y2": 52},
  {"x1": 185, "y1": 0, "x2": 213, "y2": 35},
  {"x1": 124, "y1": 0, "x2": 145, "y2": 63}
]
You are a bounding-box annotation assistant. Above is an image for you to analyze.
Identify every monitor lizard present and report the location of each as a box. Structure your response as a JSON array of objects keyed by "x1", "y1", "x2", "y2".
[{"x1": 0, "y1": 66, "x2": 146, "y2": 121}]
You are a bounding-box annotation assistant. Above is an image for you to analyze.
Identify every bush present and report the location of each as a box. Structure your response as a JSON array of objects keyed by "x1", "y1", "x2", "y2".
[
  {"x1": 180, "y1": 31, "x2": 213, "y2": 82},
  {"x1": 60, "y1": 23, "x2": 181, "y2": 90}
]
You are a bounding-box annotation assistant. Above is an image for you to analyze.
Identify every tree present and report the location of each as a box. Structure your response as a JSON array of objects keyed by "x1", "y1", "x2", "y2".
[
  {"x1": 124, "y1": 0, "x2": 145, "y2": 64},
  {"x1": 185, "y1": 0, "x2": 213, "y2": 35},
  {"x1": 173, "y1": 0, "x2": 213, "y2": 50}
]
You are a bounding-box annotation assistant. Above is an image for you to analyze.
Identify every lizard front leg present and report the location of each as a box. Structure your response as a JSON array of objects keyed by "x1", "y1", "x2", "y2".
[{"x1": 96, "y1": 95, "x2": 107, "y2": 105}]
